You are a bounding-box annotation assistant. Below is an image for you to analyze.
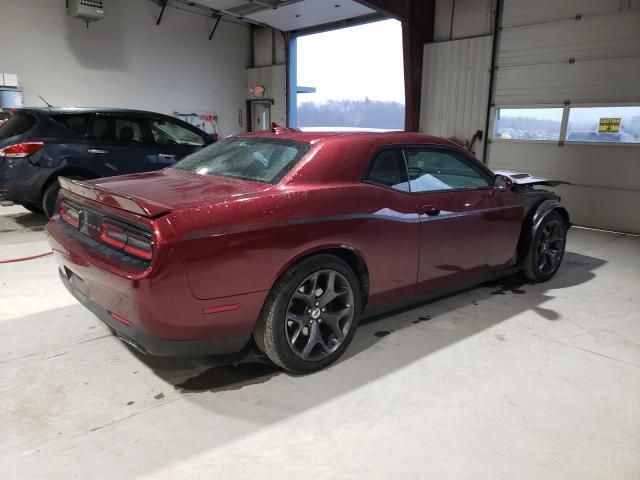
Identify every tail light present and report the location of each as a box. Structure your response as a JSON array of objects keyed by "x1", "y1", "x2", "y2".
[
  {"x1": 100, "y1": 220, "x2": 153, "y2": 261},
  {"x1": 60, "y1": 201, "x2": 81, "y2": 228},
  {"x1": 100, "y1": 221, "x2": 127, "y2": 249},
  {"x1": 0, "y1": 142, "x2": 45, "y2": 158},
  {"x1": 59, "y1": 200, "x2": 153, "y2": 262}
]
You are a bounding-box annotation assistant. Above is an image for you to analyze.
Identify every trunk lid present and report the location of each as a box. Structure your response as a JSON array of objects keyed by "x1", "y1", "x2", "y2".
[{"x1": 60, "y1": 168, "x2": 273, "y2": 217}]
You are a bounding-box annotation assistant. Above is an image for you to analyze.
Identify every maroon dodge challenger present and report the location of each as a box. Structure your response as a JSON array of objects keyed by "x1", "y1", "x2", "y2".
[{"x1": 46, "y1": 129, "x2": 569, "y2": 373}]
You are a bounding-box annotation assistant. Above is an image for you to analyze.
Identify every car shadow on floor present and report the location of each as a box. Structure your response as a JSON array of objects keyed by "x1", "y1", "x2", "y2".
[
  {"x1": 0, "y1": 248, "x2": 612, "y2": 478},
  {"x1": 0, "y1": 211, "x2": 47, "y2": 233},
  {"x1": 139, "y1": 250, "x2": 605, "y2": 395}
]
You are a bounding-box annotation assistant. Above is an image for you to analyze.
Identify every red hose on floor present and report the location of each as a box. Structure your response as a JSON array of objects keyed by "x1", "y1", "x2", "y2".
[{"x1": 0, "y1": 251, "x2": 53, "y2": 264}]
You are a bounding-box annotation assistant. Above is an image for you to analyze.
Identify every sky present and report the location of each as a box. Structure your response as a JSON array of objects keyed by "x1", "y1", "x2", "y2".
[
  {"x1": 499, "y1": 106, "x2": 640, "y2": 122},
  {"x1": 296, "y1": 19, "x2": 405, "y2": 104}
]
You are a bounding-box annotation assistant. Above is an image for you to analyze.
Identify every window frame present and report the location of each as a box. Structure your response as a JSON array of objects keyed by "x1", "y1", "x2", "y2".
[
  {"x1": 362, "y1": 144, "x2": 496, "y2": 195},
  {"x1": 490, "y1": 102, "x2": 640, "y2": 147}
]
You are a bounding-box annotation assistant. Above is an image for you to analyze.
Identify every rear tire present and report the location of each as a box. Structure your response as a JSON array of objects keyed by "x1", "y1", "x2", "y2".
[
  {"x1": 42, "y1": 176, "x2": 85, "y2": 218},
  {"x1": 253, "y1": 254, "x2": 362, "y2": 373},
  {"x1": 42, "y1": 180, "x2": 61, "y2": 219},
  {"x1": 522, "y1": 211, "x2": 567, "y2": 282},
  {"x1": 22, "y1": 203, "x2": 44, "y2": 215}
]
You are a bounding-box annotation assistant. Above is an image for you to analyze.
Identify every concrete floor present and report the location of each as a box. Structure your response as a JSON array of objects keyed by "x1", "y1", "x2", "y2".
[{"x1": 1, "y1": 204, "x2": 639, "y2": 480}]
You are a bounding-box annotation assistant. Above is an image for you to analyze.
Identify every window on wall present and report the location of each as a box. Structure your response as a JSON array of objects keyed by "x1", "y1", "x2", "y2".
[
  {"x1": 492, "y1": 105, "x2": 640, "y2": 145},
  {"x1": 492, "y1": 108, "x2": 563, "y2": 141},
  {"x1": 566, "y1": 106, "x2": 640, "y2": 144}
]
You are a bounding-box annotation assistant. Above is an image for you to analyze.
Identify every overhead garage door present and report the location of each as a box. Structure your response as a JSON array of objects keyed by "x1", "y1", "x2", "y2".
[{"x1": 487, "y1": 0, "x2": 640, "y2": 234}]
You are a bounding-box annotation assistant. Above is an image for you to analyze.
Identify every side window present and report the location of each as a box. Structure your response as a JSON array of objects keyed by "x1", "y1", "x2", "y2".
[
  {"x1": 87, "y1": 115, "x2": 114, "y2": 141},
  {"x1": 405, "y1": 148, "x2": 491, "y2": 192},
  {"x1": 114, "y1": 117, "x2": 145, "y2": 143},
  {"x1": 87, "y1": 116, "x2": 146, "y2": 143},
  {"x1": 148, "y1": 119, "x2": 205, "y2": 146},
  {"x1": 52, "y1": 114, "x2": 89, "y2": 136},
  {"x1": 364, "y1": 149, "x2": 409, "y2": 192}
]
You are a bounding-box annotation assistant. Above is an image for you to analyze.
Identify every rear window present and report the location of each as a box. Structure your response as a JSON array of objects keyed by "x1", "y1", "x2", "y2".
[
  {"x1": 174, "y1": 137, "x2": 310, "y2": 184},
  {"x1": 0, "y1": 112, "x2": 36, "y2": 139}
]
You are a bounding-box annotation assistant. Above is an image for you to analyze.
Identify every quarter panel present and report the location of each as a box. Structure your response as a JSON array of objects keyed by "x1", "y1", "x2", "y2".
[{"x1": 173, "y1": 184, "x2": 421, "y2": 306}]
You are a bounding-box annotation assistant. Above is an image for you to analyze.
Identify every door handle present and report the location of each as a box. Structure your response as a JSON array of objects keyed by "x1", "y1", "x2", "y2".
[
  {"x1": 88, "y1": 149, "x2": 108, "y2": 154},
  {"x1": 158, "y1": 153, "x2": 176, "y2": 159},
  {"x1": 422, "y1": 204, "x2": 441, "y2": 216}
]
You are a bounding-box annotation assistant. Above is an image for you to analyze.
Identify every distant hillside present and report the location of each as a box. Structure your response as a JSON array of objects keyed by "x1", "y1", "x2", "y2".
[{"x1": 298, "y1": 99, "x2": 405, "y2": 130}]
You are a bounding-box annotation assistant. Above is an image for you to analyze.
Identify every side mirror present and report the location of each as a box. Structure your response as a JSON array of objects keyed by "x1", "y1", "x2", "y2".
[
  {"x1": 494, "y1": 174, "x2": 513, "y2": 191},
  {"x1": 204, "y1": 133, "x2": 218, "y2": 145}
]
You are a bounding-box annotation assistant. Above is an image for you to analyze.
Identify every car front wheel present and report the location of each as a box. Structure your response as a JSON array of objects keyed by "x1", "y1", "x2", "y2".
[
  {"x1": 254, "y1": 254, "x2": 362, "y2": 373},
  {"x1": 523, "y1": 211, "x2": 567, "y2": 282}
]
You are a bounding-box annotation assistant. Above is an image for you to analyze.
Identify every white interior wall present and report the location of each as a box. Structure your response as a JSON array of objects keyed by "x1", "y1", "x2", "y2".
[
  {"x1": 420, "y1": 36, "x2": 493, "y2": 161},
  {"x1": 253, "y1": 27, "x2": 286, "y2": 67},
  {"x1": 0, "y1": 0, "x2": 250, "y2": 136},
  {"x1": 490, "y1": 142, "x2": 640, "y2": 233},
  {"x1": 247, "y1": 65, "x2": 286, "y2": 127},
  {"x1": 249, "y1": 27, "x2": 287, "y2": 129},
  {"x1": 434, "y1": 0, "x2": 494, "y2": 42},
  {"x1": 422, "y1": 1, "x2": 495, "y2": 159}
]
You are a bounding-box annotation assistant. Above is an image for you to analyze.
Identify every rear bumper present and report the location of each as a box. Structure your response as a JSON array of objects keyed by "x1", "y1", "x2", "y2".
[
  {"x1": 59, "y1": 269, "x2": 248, "y2": 356},
  {"x1": 47, "y1": 217, "x2": 267, "y2": 356}
]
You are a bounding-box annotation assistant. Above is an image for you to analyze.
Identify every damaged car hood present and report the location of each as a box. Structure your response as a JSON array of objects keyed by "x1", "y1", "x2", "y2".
[{"x1": 495, "y1": 170, "x2": 569, "y2": 187}]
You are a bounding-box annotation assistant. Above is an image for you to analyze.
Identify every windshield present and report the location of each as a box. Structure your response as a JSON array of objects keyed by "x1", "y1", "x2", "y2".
[
  {"x1": 174, "y1": 137, "x2": 310, "y2": 184},
  {"x1": 0, "y1": 112, "x2": 36, "y2": 139}
]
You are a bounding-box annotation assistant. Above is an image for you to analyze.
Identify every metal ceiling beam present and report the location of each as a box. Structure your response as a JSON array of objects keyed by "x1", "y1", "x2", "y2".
[
  {"x1": 156, "y1": 0, "x2": 169, "y2": 25},
  {"x1": 209, "y1": 15, "x2": 222, "y2": 40},
  {"x1": 355, "y1": 0, "x2": 436, "y2": 132}
]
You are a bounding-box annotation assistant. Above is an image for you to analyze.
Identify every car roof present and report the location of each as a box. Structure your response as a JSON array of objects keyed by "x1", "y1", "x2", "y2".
[
  {"x1": 239, "y1": 129, "x2": 461, "y2": 148},
  {"x1": 16, "y1": 107, "x2": 172, "y2": 116}
]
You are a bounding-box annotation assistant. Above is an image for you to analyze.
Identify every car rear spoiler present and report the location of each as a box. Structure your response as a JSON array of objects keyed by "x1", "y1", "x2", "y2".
[
  {"x1": 58, "y1": 177, "x2": 172, "y2": 218},
  {"x1": 495, "y1": 170, "x2": 569, "y2": 187}
]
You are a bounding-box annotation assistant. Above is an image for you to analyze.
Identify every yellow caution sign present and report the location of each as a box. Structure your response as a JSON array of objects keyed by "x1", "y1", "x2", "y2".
[{"x1": 598, "y1": 117, "x2": 621, "y2": 134}]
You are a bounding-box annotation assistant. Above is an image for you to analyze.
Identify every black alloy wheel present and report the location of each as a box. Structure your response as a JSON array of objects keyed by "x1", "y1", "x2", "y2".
[
  {"x1": 253, "y1": 254, "x2": 361, "y2": 373},
  {"x1": 523, "y1": 211, "x2": 567, "y2": 282},
  {"x1": 285, "y1": 269, "x2": 355, "y2": 361}
]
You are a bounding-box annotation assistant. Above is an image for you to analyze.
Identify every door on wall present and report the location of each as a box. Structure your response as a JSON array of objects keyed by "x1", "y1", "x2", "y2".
[{"x1": 251, "y1": 100, "x2": 271, "y2": 131}]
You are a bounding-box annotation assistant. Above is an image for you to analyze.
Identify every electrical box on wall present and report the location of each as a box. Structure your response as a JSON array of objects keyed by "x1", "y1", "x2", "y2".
[{"x1": 67, "y1": 0, "x2": 104, "y2": 23}]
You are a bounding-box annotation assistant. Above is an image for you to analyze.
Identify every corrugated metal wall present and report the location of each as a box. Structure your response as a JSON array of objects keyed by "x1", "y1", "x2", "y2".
[
  {"x1": 488, "y1": 0, "x2": 640, "y2": 233},
  {"x1": 420, "y1": 36, "x2": 493, "y2": 161},
  {"x1": 495, "y1": 10, "x2": 640, "y2": 105},
  {"x1": 501, "y1": 0, "x2": 623, "y2": 27}
]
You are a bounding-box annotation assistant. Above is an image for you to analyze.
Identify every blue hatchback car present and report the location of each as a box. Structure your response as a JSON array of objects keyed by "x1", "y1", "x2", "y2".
[{"x1": 0, "y1": 108, "x2": 215, "y2": 216}]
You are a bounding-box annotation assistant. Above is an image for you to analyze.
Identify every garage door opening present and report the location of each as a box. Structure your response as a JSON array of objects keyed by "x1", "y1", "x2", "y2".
[{"x1": 290, "y1": 19, "x2": 404, "y2": 130}]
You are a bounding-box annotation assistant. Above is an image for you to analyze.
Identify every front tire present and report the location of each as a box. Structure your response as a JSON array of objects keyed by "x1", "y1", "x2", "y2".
[
  {"x1": 253, "y1": 254, "x2": 362, "y2": 373},
  {"x1": 523, "y1": 211, "x2": 567, "y2": 282}
]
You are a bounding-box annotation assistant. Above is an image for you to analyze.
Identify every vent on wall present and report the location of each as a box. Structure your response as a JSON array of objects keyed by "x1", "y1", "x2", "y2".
[{"x1": 67, "y1": 0, "x2": 105, "y2": 24}]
